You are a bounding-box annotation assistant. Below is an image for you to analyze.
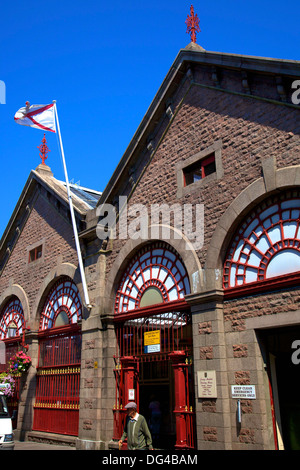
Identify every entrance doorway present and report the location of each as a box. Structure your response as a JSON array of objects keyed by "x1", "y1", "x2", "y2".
[
  {"x1": 262, "y1": 326, "x2": 300, "y2": 450},
  {"x1": 113, "y1": 241, "x2": 196, "y2": 448},
  {"x1": 139, "y1": 359, "x2": 175, "y2": 449},
  {"x1": 113, "y1": 309, "x2": 196, "y2": 449}
]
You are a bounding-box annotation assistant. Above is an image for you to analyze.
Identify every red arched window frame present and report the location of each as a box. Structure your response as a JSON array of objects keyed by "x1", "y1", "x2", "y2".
[
  {"x1": 115, "y1": 243, "x2": 191, "y2": 316},
  {"x1": 223, "y1": 192, "x2": 300, "y2": 296},
  {"x1": 0, "y1": 297, "x2": 25, "y2": 340},
  {"x1": 39, "y1": 278, "x2": 82, "y2": 331}
]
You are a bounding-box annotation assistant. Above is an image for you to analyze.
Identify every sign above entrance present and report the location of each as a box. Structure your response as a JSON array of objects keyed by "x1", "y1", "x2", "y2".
[
  {"x1": 231, "y1": 385, "x2": 256, "y2": 399},
  {"x1": 144, "y1": 330, "x2": 161, "y2": 353}
]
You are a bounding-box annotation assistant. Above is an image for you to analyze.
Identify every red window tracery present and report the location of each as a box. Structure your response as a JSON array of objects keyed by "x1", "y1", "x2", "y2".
[
  {"x1": 223, "y1": 192, "x2": 300, "y2": 289},
  {"x1": 0, "y1": 297, "x2": 25, "y2": 340},
  {"x1": 39, "y1": 278, "x2": 82, "y2": 331},
  {"x1": 115, "y1": 243, "x2": 190, "y2": 315}
]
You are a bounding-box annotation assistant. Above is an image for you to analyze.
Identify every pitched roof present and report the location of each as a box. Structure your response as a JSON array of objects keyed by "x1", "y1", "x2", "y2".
[
  {"x1": 97, "y1": 43, "x2": 300, "y2": 207},
  {"x1": 0, "y1": 163, "x2": 101, "y2": 271}
]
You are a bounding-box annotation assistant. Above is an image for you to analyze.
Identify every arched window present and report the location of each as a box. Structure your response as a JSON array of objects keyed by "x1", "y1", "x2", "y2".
[
  {"x1": 115, "y1": 242, "x2": 190, "y2": 315},
  {"x1": 223, "y1": 192, "x2": 300, "y2": 289},
  {"x1": 0, "y1": 297, "x2": 25, "y2": 340},
  {"x1": 39, "y1": 278, "x2": 82, "y2": 331}
]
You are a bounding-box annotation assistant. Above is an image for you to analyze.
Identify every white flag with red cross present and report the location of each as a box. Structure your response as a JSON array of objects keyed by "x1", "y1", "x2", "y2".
[
  {"x1": 14, "y1": 102, "x2": 56, "y2": 133},
  {"x1": 14, "y1": 99, "x2": 91, "y2": 308}
]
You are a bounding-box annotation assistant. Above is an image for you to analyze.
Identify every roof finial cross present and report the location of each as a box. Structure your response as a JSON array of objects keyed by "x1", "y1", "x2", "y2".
[
  {"x1": 37, "y1": 133, "x2": 50, "y2": 165},
  {"x1": 186, "y1": 5, "x2": 201, "y2": 43}
]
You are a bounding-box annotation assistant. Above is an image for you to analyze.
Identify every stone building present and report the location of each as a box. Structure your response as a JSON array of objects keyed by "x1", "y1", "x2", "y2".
[{"x1": 0, "y1": 38, "x2": 300, "y2": 450}]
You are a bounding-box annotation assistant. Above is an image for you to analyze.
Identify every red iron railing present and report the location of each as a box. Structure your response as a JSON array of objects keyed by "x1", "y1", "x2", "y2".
[{"x1": 33, "y1": 326, "x2": 81, "y2": 436}]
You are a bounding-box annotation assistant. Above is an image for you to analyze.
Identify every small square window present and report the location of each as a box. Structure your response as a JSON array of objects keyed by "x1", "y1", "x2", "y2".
[
  {"x1": 176, "y1": 140, "x2": 223, "y2": 198},
  {"x1": 183, "y1": 153, "x2": 216, "y2": 186},
  {"x1": 29, "y1": 245, "x2": 43, "y2": 263}
]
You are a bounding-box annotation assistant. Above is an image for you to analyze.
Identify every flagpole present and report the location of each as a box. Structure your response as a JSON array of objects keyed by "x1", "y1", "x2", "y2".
[{"x1": 53, "y1": 100, "x2": 91, "y2": 309}]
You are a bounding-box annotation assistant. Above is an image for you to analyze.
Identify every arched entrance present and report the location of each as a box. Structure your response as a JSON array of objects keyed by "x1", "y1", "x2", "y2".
[
  {"x1": 33, "y1": 277, "x2": 82, "y2": 436},
  {"x1": 113, "y1": 242, "x2": 196, "y2": 449},
  {"x1": 223, "y1": 190, "x2": 300, "y2": 450}
]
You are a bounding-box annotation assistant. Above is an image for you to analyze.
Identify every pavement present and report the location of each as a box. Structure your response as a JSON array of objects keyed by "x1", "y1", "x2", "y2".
[{"x1": 14, "y1": 440, "x2": 76, "y2": 450}]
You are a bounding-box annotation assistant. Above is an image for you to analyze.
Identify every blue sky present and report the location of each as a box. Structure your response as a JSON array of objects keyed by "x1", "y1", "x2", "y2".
[{"x1": 0, "y1": 0, "x2": 299, "y2": 238}]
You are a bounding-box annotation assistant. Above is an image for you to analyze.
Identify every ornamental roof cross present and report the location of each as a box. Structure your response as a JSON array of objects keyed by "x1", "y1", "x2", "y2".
[
  {"x1": 37, "y1": 133, "x2": 50, "y2": 165},
  {"x1": 186, "y1": 5, "x2": 201, "y2": 43}
]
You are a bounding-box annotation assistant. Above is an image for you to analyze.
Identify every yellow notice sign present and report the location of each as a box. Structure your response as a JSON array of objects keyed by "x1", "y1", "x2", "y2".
[{"x1": 144, "y1": 330, "x2": 160, "y2": 346}]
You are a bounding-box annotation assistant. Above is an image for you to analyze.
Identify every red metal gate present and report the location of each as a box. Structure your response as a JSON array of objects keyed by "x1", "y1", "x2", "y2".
[
  {"x1": 113, "y1": 356, "x2": 139, "y2": 442},
  {"x1": 113, "y1": 303, "x2": 196, "y2": 449},
  {"x1": 33, "y1": 325, "x2": 81, "y2": 436}
]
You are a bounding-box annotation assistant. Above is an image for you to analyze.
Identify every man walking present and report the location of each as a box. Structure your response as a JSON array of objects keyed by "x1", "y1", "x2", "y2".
[{"x1": 119, "y1": 402, "x2": 153, "y2": 450}]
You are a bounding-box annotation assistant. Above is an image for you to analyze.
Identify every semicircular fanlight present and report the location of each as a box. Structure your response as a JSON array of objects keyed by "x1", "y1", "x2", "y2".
[
  {"x1": 223, "y1": 193, "x2": 300, "y2": 289},
  {"x1": 0, "y1": 297, "x2": 25, "y2": 340},
  {"x1": 115, "y1": 243, "x2": 190, "y2": 315},
  {"x1": 39, "y1": 278, "x2": 82, "y2": 331}
]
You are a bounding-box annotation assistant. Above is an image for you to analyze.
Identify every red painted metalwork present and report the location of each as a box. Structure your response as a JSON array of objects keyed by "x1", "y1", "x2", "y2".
[
  {"x1": 113, "y1": 356, "x2": 139, "y2": 444},
  {"x1": 186, "y1": 5, "x2": 201, "y2": 43},
  {"x1": 34, "y1": 278, "x2": 82, "y2": 437},
  {"x1": 169, "y1": 351, "x2": 195, "y2": 449},
  {"x1": 121, "y1": 356, "x2": 138, "y2": 403},
  {"x1": 183, "y1": 153, "x2": 215, "y2": 187},
  {"x1": 224, "y1": 271, "x2": 300, "y2": 299},
  {"x1": 113, "y1": 243, "x2": 195, "y2": 448},
  {"x1": 114, "y1": 299, "x2": 189, "y2": 323},
  {"x1": 223, "y1": 193, "x2": 300, "y2": 290},
  {"x1": 37, "y1": 133, "x2": 50, "y2": 165},
  {"x1": 0, "y1": 298, "x2": 24, "y2": 423},
  {"x1": 21, "y1": 321, "x2": 30, "y2": 351},
  {"x1": 115, "y1": 243, "x2": 190, "y2": 315},
  {"x1": 33, "y1": 325, "x2": 81, "y2": 436},
  {"x1": 39, "y1": 278, "x2": 82, "y2": 331},
  {"x1": 113, "y1": 304, "x2": 195, "y2": 446},
  {"x1": 37, "y1": 324, "x2": 81, "y2": 365},
  {"x1": 0, "y1": 297, "x2": 25, "y2": 340},
  {"x1": 115, "y1": 309, "x2": 192, "y2": 359}
]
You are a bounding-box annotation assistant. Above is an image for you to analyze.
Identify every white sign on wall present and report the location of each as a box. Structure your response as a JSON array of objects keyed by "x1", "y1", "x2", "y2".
[
  {"x1": 128, "y1": 389, "x2": 135, "y2": 400},
  {"x1": 231, "y1": 385, "x2": 256, "y2": 399},
  {"x1": 197, "y1": 371, "x2": 217, "y2": 398}
]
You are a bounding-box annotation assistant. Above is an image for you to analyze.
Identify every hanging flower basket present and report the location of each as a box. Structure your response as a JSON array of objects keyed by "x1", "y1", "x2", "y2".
[
  {"x1": 8, "y1": 351, "x2": 32, "y2": 375},
  {"x1": 0, "y1": 373, "x2": 15, "y2": 398}
]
